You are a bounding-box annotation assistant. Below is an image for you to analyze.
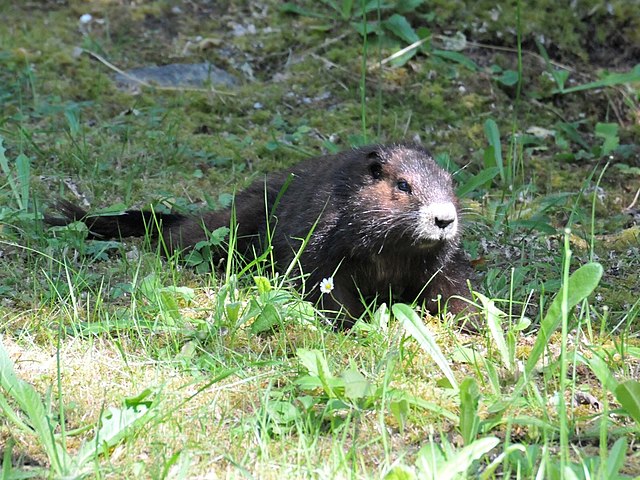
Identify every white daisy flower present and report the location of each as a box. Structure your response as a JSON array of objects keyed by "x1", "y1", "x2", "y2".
[{"x1": 319, "y1": 277, "x2": 334, "y2": 294}]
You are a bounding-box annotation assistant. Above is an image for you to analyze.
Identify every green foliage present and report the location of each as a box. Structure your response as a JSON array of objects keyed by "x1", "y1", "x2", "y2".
[
  {"x1": 500, "y1": 261, "x2": 604, "y2": 404},
  {"x1": 595, "y1": 122, "x2": 620, "y2": 157},
  {"x1": 137, "y1": 273, "x2": 195, "y2": 325},
  {"x1": 459, "y1": 377, "x2": 480, "y2": 445},
  {"x1": 392, "y1": 303, "x2": 458, "y2": 389},
  {"x1": 385, "y1": 436, "x2": 505, "y2": 480},
  {"x1": 183, "y1": 226, "x2": 230, "y2": 273},
  {"x1": 0, "y1": 0, "x2": 639, "y2": 477},
  {"x1": 554, "y1": 64, "x2": 640, "y2": 95},
  {"x1": 296, "y1": 348, "x2": 376, "y2": 407},
  {"x1": 483, "y1": 119, "x2": 505, "y2": 186},
  {"x1": 0, "y1": 336, "x2": 157, "y2": 478},
  {"x1": 614, "y1": 381, "x2": 640, "y2": 427},
  {"x1": 0, "y1": 136, "x2": 31, "y2": 211}
]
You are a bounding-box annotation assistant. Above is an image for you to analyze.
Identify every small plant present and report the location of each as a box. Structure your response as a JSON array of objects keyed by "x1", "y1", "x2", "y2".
[
  {"x1": 0, "y1": 137, "x2": 30, "y2": 211},
  {"x1": 183, "y1": 226, "x2": 230, "y2": 273},
  {"x1": 538, "y1": 42, "x2": 640, "y2": 95},
  {"x1": 384, "y1": 436, "x2": 515, "y2": 480},
  {"x1": 0, "y1": 336, "x2": 158, "y2": 478}
]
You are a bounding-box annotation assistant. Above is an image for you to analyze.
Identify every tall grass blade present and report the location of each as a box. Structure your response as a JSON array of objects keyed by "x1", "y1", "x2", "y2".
[
  {"x1": 0, "y1": 137, "x2": 27, "y2": 210},
  {"x1": 392, "y1": 304, "x2": 458, "y2": 389},
  {"x1": 474, "y1": 292, "x2": 513, "y2": 371},
  {"x1": 0, "y1": 336, "x2": 71, "y2": 476},
  {"x1": 459, "y1": 377, "x2": 480, "y2": 445},
  {"x1": 483, "y1": 119, "x2": 504, "y2": 184},
  {"x1": 15, "y1": 153, "x2": 30, "y2": 210}
]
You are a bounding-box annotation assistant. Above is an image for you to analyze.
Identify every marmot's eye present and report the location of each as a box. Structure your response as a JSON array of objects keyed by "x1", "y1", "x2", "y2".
[{"x1": 397, "y1": 180, "x2": 411, "y2": 193}]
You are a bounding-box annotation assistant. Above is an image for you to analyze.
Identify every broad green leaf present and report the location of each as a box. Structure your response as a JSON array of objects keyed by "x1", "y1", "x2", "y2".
[
  {"x1": 555, "y1": 121, "x2": 590, "y2": 149},
  {"x1": 416, "y1": 442, "x2": 445, "y2": 478},
  {"x1": 266, "y1": 400, "x2": 299, "y2": 424},
  {"x1": 253, "y1": 276, "x2": 272, "y2": 294},
  {"x1": 576, "y1": 352, "x2": 618, "y2": 393},
  {"x1": 138, "y1": 274, "x2": 158, "y2": 298},
  {"x1": 537, "y1": 41, "x2": 569, "y2": 91},
  {"x1": 0, "y1": 336, "x2": 71, "y2": 473},
  {"x1": 436, "y1": 437, "x2": 500, "y2": 478},
  {"x1": 342, "y1": 367, "x2": 371, "y2": 400},
  {"x1": 432, "y1": 50, "x2": 478, "y2": 71},
  {"x1": 384, "y1": 14, "x2": 420, "y2": 44},
  {"x1": 159, "y1": 290, "x2": 181, "y2": 323},
  {"x1": 0, "y1": 137, "x2": 26, "y2": 210},
  {"x1": 250, "y1": 303, "x2": 281, "y2": 334},
  {"x1": 390, "y1": 398, "x2": 409, "y2": 433},
  {"x1": 595, "y1": 122, "x2": 619, "y2": 156},
  {"x1": 208, "y1": 226, "x2": 230, "y2": 245},
  {"x1": 523, "y1": 263, "x2": 603, "y2": 379},
  {"x1": 297, "y1": 349, "x2": 337, "y2": 397},
  {"x1": 339, "y1": 0, "x2": 353, "y2": 19},
  {"x1": 614, "y1": 380, "x2": 640, "y2": 425},
  {"x1": 15, "y1": 153, "x2": 30, "y2": 210},
  {"x1": 225, "y1": 302, "x2": 242, "y2": 323},
  {"x1": 606, "y1": 437, "x2": 628, "y2": 478},
  {"x1": 363, "y1": 0, "x2": 394, "y2": 13},
  {"x1": 459, "y1": 377, "x2": 480, "y2": 445},
  {"x1": 508, "y1": 263, "x2": 604, "y2": 403},
  {"x1": 456, "y1": 167, "x2": 500, "y2": 197},
  {"x1": 510, "y1": 217, "x2": 557, "y2": 235},
  {"x1": 562, "y1": 466, "x2": 581, "y2": 480},
  {"x1": 184, "y1": 249, "x2": 204, "y2": 266},
  {"x1": 384, "y1": 465, "x2": 416, "y2": 480},
  {"x1": 393, "y1": 391, "x2": 458, "y2": 423},
  {"x1": 350, "y1": 21, "x2": 384, "y2": 37},
  {"x1": 396, "y1": 0, "x2": 425, "y2": 13},
  {"x1": 163, "y1": 286, "x2": 195, "y2": 302},
  {"x1": 75, "y1": 402, "x2": 155, "y2": 467},
  {"x1": 393, "y1": 304, "x2": 458, "y2": 389},
  {"x1": 626, "y1": 346, "x2": 640, "y2": 359},
  {"x1": 495, "y1": 70, "x2": 519, "y2": 86},
  {"x1": 280, "y1": 3, "x2": 332, "y2": 19},
  {"x1": 480, "y1": 444, "x2": 527, "y2": 480}
]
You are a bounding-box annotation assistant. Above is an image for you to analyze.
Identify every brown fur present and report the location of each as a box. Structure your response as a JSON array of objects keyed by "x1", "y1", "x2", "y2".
[{"x1": 47, "y1": 143, "x2": 476, "y2": 328}]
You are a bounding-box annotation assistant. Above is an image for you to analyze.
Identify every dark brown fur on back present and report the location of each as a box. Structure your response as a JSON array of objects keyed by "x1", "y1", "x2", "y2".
[{"x1": 48, "y1": 144, "x2": 475, "y2": 328}]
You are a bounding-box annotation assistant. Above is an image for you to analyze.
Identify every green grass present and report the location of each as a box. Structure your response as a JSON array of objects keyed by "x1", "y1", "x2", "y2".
[{"x1": 1, "y1": 0, "x2": 640, "y2": 478}]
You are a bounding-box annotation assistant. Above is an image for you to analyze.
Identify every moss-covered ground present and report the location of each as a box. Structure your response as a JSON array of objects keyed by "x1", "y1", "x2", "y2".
[{"x1": 1, "y1": 0, "x2": 639, "y2": 478}]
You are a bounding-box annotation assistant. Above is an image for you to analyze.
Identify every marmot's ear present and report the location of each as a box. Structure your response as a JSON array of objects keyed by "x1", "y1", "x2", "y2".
[
  {"x1": 366, "y1": 148, "x2": 384, "y2": 162},
  {"x1": 367, "y1": 148, "x2": 385, "y2": 179},
  {"x1": 369, "y1": 162, "x2": 383, "y2": 179}
]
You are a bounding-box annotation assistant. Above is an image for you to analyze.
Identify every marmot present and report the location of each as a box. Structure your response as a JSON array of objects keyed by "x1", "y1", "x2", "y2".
[{"x1": 48, "y1": 143, "x2": 476, "y2": 328}]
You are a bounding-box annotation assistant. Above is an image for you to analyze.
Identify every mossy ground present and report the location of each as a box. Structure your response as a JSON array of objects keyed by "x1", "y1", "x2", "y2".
[{"x1": 1, "y1": 0, "x2": 639, "y2": 478}]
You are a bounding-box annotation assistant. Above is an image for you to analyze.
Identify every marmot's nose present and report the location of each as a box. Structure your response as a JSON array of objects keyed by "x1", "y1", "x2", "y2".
[
  {"x1": 418, "y1": 202, "x2": 458, "y2": 240},
  {"x1": 435, "y1": 216, "x2": 455, "y2": 229}
]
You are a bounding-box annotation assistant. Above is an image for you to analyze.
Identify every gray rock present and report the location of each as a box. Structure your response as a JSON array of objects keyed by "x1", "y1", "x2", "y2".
[{"x1": 115, "y1": 62, "x2": 238, "y2": 90}]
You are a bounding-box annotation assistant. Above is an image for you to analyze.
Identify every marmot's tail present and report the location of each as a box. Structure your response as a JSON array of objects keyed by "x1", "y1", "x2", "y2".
[{"x1": 45, "y1": 200, "x2": 185, "y2": 240}]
